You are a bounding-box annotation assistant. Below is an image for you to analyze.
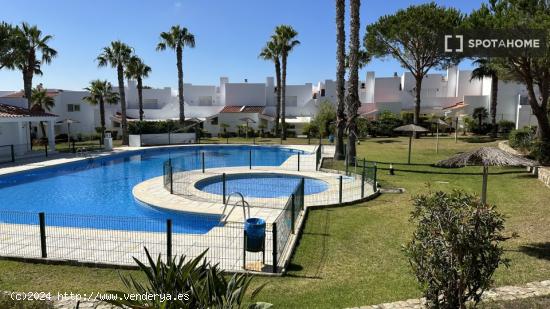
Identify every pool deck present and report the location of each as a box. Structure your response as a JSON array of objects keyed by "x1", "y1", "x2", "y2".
[{"x1": 0, "y1": 143, "x2": 319, "y2": 177}]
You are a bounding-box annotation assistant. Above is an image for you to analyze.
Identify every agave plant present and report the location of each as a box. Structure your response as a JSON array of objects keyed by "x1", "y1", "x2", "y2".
[{"x1": 105, "y1": 248, "x2": 270, "y2": 309}]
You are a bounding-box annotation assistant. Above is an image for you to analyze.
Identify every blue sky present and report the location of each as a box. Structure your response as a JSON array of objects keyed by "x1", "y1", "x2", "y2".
[{"x1": 0, "y1": 0, "x2": 485, "y2": 91}]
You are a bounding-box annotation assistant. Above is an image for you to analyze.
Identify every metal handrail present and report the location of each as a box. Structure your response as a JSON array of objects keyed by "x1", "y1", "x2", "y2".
[
  {"x1": 76, "y1": 147, "x2": 89, "y2": 157},
  {"x1": 221, "y1": 192, "x2": 250, "y2": 223}
]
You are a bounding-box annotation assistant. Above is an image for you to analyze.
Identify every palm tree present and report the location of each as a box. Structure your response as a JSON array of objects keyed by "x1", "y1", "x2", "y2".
[
  {"x1": 259, "y1": 39, "x2": 282, "y2": 136},
  {"x1": 346, "y1": 0, "x2": 361, "y2": 164},
  {"x1": 473, "y1": 107, "x2": 488, "y2": 130},
  {"x1": 471, "y1": 59, "x2": 499, "y2": 137},
  {"x1": 30, "y1": 87, "x2": 55, "y2": 138},
  {"x1": 126, "y1": 56, "x2": 152, "y2": 121},
  {"x1": 345, "y1": 49, "x2": 370, "y2": 69},
  {"x1": 157, "y1": 25, "x2": 195, "y2": 124},
  {"x1": 83, "y1": 80, "x2": 119, "y2": 142},
  {"x1": 274, "y1": 25, "x2": 300, "y2": 140},
  {"x1": 12, "y1": 23, "x2": 57, "y2": 108},
  {"x1": 334, "y1": 0, "x2": 346, "y2": 160},
  {"x1": 0, "y1": 22, "x2": 17, "y2": 71},
  {"x1": 97, "y1": 41, "x2": 133, "y2": 145}
]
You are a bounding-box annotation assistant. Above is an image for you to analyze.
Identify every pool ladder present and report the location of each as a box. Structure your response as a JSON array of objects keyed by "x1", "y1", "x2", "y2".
[{"x1": 221, "y1": 192, "x2": 251, "y2": 223}]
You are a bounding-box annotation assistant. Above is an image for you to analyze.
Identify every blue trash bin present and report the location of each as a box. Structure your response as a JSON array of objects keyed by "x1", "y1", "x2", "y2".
[
  {"x1": 244, "y1": 218, "x2": 266, "y2": 252},
  {"x1": 329, "y1": 134, "x2": 334, "y2": 143}
]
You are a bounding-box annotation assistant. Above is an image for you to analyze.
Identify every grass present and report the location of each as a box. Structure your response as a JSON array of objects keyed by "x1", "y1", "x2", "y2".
[
  {"x1": 55, "y1": 139, "x2": 123, "y2": 153},
  {"x1": 1, "y1": 136, "x2": 549, "y2": 308}
]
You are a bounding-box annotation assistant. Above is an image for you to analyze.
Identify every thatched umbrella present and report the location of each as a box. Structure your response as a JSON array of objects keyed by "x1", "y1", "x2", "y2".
[
  {"x1": 394, "y1": 124, "x2": 429, "y2": 164},
  {"x1": 436, "y1": 147, "x2": 537, "y2": 204},
  {"x1": 56, "y1": 118, "x2": 80, "y2": 143},
  {"x1": 240, "y1": 117, "x2": 256, "y2": 139},
  {"x1": 430, "y1": 118, "x2": 449, "y2": 154}
]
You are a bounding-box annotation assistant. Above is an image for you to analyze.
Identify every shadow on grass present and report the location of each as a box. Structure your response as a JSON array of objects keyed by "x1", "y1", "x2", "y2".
[
  {"x1": 519, "y1": 242, "x2": 550, "y2": 261},
  {"x1": 374, "y1": 139, "x2": 401, "y2": 144},
  {"x1": 459, "y1": 136, "x2": 498, "y2": 143},
  {"x1": 377, "y1": 167, "x2": 527, "y2": 176}
]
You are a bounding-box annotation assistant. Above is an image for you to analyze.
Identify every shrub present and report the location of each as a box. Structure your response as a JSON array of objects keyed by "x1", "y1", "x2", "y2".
[
  {"x1": 356, "y1": 117, "x2": 369, "y2": 138},
  {"x1": 508, "y1": 127, "x2": 535, "y2": 151},
  {"x1": 311, "y1": 100, "x2": 336, "y2": 137},
  {"x1": 302, "y1": 122, "x2": 320, "y2": 137},
  {"x1": 497, "y1": 120, "x2": 515, "y2": 135},
  {"x1": 369, "y1": 111, "x2": 402, "y2": 137},
  {"x1": 530, "y1": 140, "x2": 550, "y2": 165},
  {"x1": 405, "y1": 190, "x2": 510, "y2": 308},
  {"x1": 400, "y1": 111, "x2": 414, "y2": 124},
  {"x1": 106, "y1": 248, "x2": 270, "y2": 309},
  {"x1": 128, "y1": 120, "x2": 188, "y2": 135}
]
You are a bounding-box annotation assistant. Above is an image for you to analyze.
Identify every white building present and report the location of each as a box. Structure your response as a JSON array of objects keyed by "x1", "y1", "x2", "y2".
[{"x1": 0, "y1": 66, "x2": 539, "y2": 146}]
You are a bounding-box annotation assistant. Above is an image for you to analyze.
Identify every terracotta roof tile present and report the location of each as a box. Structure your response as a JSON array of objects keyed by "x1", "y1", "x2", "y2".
[
  {"x1": 3, "y1": 90, "x2": 60, "y2": 98},
  {"x1": 0, "y1": 103, "x2": 57, "y2": 118},
  {"x1": 220, "y1": 105, "x2": 265, "y2": 113}
]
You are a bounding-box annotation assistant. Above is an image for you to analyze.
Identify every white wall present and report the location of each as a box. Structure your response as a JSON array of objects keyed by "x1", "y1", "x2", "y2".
[{"x1": 225, "y1": 83, "x2": 266, "y2": 106}]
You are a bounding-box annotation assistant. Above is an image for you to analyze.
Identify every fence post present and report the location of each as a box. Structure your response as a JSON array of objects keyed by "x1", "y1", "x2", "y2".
[
  {"x1": 222, "y1": 173, "x2": 226, "y2": 204},
  {"x1": 339, "y1": 175, "x2": 343, "y2": 205},
  {"x1": 361, "y1": 160, "x2": 366, "y2": 198},
  {"x1": 170, "y1": 164, "x2": 174, "y2": 194},
  {"x1": 166, "y1": 219, "x2": 172, "y2": 264},
  {"x1": 44, "y1": 143, "x2": 48, "y2": 157},
  {"x1": 202, "y1": 152, "x2": 205, "y2": 173},
  {"x1": 168, "y1": 131, "x2": 171, "y2": 145},
  {"x1": 272, "y1": 222, "x2": 277, "y2": 273},
  {"x1": 10, "y1": 145, "x2": 15, "y2": 162},
  {"x1": 249, "y1": 149, "x2": 252, "y2": 170},
  {"x1": 39, "y1": 212, "x2": 47, "y2": 258},
  {"x1": 373, "y1": 164, "x2": 378, "y2": 192},
  {"x1": 72, "y1": 140, "x2": 76, "y2": 154},
  {"x1": 290, "y1": 194, "x2": 295, "y2": 234},
  {"x1": 300, "y1": 177, "x2": 305, "y2": 209},
  {"x1": 297, "y1": 153, "x2": 300, "y2": 171}
]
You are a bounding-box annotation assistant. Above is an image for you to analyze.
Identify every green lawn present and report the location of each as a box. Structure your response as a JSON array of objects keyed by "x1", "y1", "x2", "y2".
[{"x1": 1, "y1": 136, "x2": 549, "y2": 308}]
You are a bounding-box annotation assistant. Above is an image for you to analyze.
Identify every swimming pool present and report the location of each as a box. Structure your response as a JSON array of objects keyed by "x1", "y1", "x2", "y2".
[
  {"x1": 195, "y1": 173, "x2": 329, "y2": 198},
  {"x1": 0, "y1": 145, "x2": 304, "y2": 233}
]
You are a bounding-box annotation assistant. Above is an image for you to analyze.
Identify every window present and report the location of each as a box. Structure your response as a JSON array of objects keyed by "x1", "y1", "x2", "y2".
[
  {"x1": 320, "y1": 89, "x2": 325, "y2": 97},
  {"x1": 199, "y1": 96, "x2": 213, "y2": 106},
  {"x1": 210, "y1": 117, "x2": 218, "y2": 125},
  {"x1": 67, "y1": 104, "x2": 80, "y2": 112},
  {"x1": 285, "y1": 96, "x2": 298, "y2": 107}
]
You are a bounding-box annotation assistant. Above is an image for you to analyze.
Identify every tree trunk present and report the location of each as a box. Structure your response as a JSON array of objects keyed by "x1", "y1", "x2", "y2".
[
  {"x1": 117, "y1": 64, "x2": 128, "y2": 145},
  {"x1": 99, "y1": 97, "x2": 106, "y2": 142},
  {"x1": 23, "y1": 70, "x2": 33, "y2": 109},
  {"x1": 281, "y1": 51, "x2": 287, "y2": 140},
  {"x1": 346, "y1": 0, "x2": 361, "y2": 164},
  {"x1": 490, "y1": 74, "x2": 498, "y2": 137},
  {"x1": 177, "y1": 45, "x2": 185, "y2": 124},
  {"x1": 414, "y1": 75, "x2": 422, "y2": 139},
  {"x1": 137, "y1": 77, "x2": 144, "y2": 121},
  {"x1": 275, "y1": 58, "x2": 282, "y2": 135},
  {"x1": 334, "y1": 0, "x2": 346, "y2": 160},
  {"x1": 525, "y1": 79, "x2": 550, "y2": 141},
  {"x1": 39, "y1": 121, "x2": 46, "y2": 139}
]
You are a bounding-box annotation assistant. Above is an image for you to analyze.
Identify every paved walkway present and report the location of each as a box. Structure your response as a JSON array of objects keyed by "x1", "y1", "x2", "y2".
[{"x1": 350, "y1": 280, "x2": 550, "y2": 309}]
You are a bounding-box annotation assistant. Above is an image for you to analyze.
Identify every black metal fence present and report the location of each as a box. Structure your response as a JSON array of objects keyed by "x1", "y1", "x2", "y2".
[
  {"x1": 273, "y1": 178, "x2": 305, "y2": 264},
  {"x1": 162, "y1": 151, "x2": 377, "y2": 208},
  {"x1": 0, "y1": 210, "x2": 288, "y2": 273},
  {"x1": 0, "y1": 144, "x2": 52, "y2": 164}
]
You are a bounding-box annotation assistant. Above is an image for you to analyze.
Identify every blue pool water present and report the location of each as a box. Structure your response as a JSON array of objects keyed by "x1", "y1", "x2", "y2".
[
  {"x1": 196, "y1": 173, "x2": 329, "y2": 198},
  {"x1": 0, "y1": 145, "x2": 304, "y2": 233}
]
